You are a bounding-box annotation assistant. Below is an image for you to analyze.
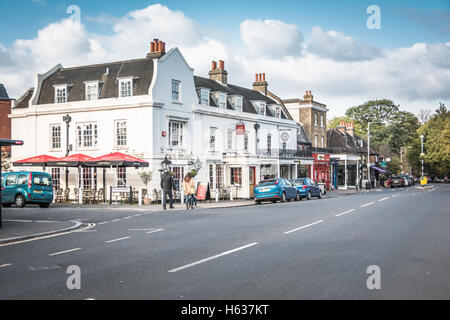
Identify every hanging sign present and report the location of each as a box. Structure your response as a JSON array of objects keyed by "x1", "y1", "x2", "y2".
[{"x1": 236, "y1": 124, "x2": 245, "y2": 135}]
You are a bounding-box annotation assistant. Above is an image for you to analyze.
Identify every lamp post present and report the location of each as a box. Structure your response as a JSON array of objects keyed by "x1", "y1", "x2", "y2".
[
  {"x1": 367, "y1": 122, "x2": 382, "y2": 188},
  {"x1": 193, "y1": 157, "x2": 203, "y2": 172},
  {"x1": 161, "y1": 155, "x2": 171, "y2": 171},
  {"x1": 63, "y1": 114, "x2": 72, "y2": 189},
  {"x1": 420, "y1": 135, "x2": 425, "y2": 177}
]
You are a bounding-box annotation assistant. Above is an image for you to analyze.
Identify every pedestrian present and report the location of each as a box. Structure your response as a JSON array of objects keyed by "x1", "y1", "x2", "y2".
[
  {"x1": 182, "y1": 172, "x2": 196, "y2": 210},
  {"x1": 160, "y1": 170, "x2": 175, "y2": 210}
]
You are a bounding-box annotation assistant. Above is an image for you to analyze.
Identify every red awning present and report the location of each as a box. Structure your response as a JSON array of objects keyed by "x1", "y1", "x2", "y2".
[
  {"x1": 47, "y1": 153, "x2": 95, "y2": 167},
  {"x1": 87, "y1": 152, "x2": 149, "y2": 167},
  {"x1": 13, "y1": 154, "x2": 60, "y2": 167}
]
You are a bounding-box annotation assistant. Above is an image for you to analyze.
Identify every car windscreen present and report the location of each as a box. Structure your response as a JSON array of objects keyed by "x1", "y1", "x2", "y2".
[
  {"x1": 32, "y1": 174, "x2": 52, "y2": 186},
  {"x1": 257, "y1": 180, "x2": 277, "y2": 187},
  {"x1": 292, "y1": 179, "x2": 305, "y2": 186}
]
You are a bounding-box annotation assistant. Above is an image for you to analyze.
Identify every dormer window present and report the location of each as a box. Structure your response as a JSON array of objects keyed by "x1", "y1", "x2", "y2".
[
  {"x1": 258, "y1": 102, "x2": 266, "y2": 115},
  {"x1": 85, "y1": 81, "x2": 99, "y2": 100},
  {"x1": 199, "y1": 88, "x2": 210, "y2": 105},
  {"x1": 118, "y1": 78, "x2": 133, "y2": 98},
  {"x1": 230, "y1": 96, "x2": 243, "y2": 112},
  {"x1": 218, "y1": 92, "x2": 227, "y2": 108},
  {"x1": 54, "y1": 85, "x2": 67, "y2": 103},
  {"x1": 275, "y1": 106, "x2": 281, "y2": 118}
]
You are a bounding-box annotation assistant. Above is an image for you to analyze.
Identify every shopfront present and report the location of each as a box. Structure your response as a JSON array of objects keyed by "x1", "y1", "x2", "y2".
[{"x1": 313, "y1": 153, "x2": 330, "y2": 190}]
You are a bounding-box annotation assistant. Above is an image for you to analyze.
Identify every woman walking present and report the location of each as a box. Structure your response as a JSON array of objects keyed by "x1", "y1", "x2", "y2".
[{"x1": 182, "y1": 173, "x2": 196, "y2": 210}]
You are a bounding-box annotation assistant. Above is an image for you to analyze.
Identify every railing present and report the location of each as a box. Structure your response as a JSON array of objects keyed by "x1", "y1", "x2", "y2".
[{"x1": 257, "y1": 148, "x2": 313, "y2": 158}]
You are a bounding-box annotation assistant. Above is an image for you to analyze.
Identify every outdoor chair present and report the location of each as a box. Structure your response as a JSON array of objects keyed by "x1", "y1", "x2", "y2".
[
  {"x1": 55, "y1": 188, "x2": 64, "y2": 203},
  {"x1": 73, "y1": 188, "x2": 79, "y2": 202},
  {"x1": 219, "y1": 187, "x2": 230, "y2": 200},
  {"x1": 97, "y1": 188, "x2": 104, "y2": 203},
  {"x1": 88, "y1": 188, "x2": 96, "y2": 204},
  {"x1": 153, "y1": 189, "x2": 161, "y2": 204},
  {"x1": 64, "y1": 188, "x2": 70, "y2": 202}
]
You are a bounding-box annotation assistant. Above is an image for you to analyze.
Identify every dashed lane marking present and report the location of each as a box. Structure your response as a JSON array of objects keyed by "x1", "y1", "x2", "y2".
[
  {"x1": 284, "y1": 220, "x2": 324, "y2": 234},
  {"x1": 48, "y1": 248, "x2": 82, "y2": 256},
  {"x1": 334, "y1": 209, "x2": 355, "y2": 217},
  {"x1": 105, "y1": 237, "x2": 131, "y2": 243},
  {"x1": 361, "y1": 202, "x2": 375, "y2": 208}
]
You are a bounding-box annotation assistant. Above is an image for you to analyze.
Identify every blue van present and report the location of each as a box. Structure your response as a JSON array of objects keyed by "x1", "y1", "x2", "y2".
[{"x1": 1, "y1": 171, "x2": 53, "y2": 208}]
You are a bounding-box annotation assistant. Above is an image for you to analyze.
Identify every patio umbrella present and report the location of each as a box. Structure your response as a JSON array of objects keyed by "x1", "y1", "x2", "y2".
[
  {"x1": 86, "y1": 152, "x2": 149, "y2": 203},
  {"x1": 47, "y1": 153, "x2": 94, "y2": 167},
  {"x1": 13, "y1": 154, "x2": 60, "y2": 171}
]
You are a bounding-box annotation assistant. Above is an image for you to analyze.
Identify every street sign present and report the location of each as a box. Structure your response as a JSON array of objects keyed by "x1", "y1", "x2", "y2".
[{"x1": 236, "y1": 124, "x2": 245, "y2": 135}]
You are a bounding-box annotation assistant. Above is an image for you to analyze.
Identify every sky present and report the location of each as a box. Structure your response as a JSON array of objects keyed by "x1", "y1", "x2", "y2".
[{"x1": 0, "y1": 0, "x2": 449, "y2": 117}]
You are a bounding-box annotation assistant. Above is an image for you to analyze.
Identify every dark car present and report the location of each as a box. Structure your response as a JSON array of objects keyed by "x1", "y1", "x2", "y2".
[
  {"x1": 254, "y1": 178, "x2": 298, "y2": 204},
  {"x1": 290, "y1": 178, "x2": 323, "y2": 200},
  {"x1": 388, "y1": 176, "x2": 403, "y2": 188}
]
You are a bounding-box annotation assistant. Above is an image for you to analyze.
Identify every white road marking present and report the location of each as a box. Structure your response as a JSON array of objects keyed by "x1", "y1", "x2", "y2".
[
  {"x1": 0, "y1": 263, "x2": 12, "y2": 268},
  {"x1": 4, "y1": 219, "x2": 33, "y2": 223},
  {"x1": 110, "y1": 219, "x2": 121, "y2": 223},
  {"x1": 147, "y1": 228, "x2": 164, "y2": 234},
  {"x1": 98, "y1": 221, "x2": 109, "y2": 225},
  {"x1": 75, "y1": 229, "x2": 97, "y2": 232},
  {"x1": 129, "y1": 228, "x2": 155, "y2": 231},
  {"x1": 378, "y1": 197, "x2": 390, "y2": 202},
  {"x1": 48, "y1": 248, "x2": 82, "y2": 256},
  {"x1": 106, "y1": 237, "x2": 131, "y2": 243},
  {"x1": 133, "y1": 214, "x2": 142, "y2": 217},
  {"x1": 85, "y1": 298, "x2": 95, "y2": 300},
  {"x1": 123, "y1": 216, "x2": 132, "y2": 220},
  {"x1": 284, "y1": 220, "x2": 324, "y2": 234},
  {"x1": 392, "y1": 194, "x2": 400, "y2": 198},
  {"x1": 334, "y1": 209, "x2": 355, "y2": 217},
  {"x1": 169, "y1": 242, "x2": 258, "y2": 273},
  {"x1": 361, "y1": 202, "x2": 375, "y2": 207}
]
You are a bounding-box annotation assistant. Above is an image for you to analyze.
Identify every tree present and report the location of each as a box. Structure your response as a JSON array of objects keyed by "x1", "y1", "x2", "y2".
[
  {"x1": 346, "y1": 99, "x2": 400, "y2": 125},
  {"x1": 138, "y1": 171, "x2": 152, "y2": 199},
  {"x1": 387, "y1": 156, "x2": 401, "y2": 175},
  {"x1": 417, "y1": 109, "x2": 432, "y2": 125}
]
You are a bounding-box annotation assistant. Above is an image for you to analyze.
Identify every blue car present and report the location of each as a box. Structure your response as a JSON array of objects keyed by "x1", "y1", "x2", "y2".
[
  {"x1": 289, "y1": 178, "x2": 322, "y2": 200},
  {"x1": 254, "y1": 178, "x2": 299, "y2": 204},
  {"x1": 1, "y1": 171, "x2": 53, "y2": 208}
]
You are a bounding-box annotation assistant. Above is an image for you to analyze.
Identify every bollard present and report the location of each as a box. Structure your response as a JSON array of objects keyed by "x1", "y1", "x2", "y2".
[
  {"x1": 181, "y1": 190, "x2": 184, "y2": 206},
  {"x1": 138, "y1": 188, "x2": 142, "y2": 206},
  {"x1": 78, "y1": 187, "x2": 83, "y2": 205},
  {"x1": 215, "y1": 188, "x2": 219, "y2": 202},
  {"x1": 230, "y1": 189, "x2": 233, "y2": 201}
]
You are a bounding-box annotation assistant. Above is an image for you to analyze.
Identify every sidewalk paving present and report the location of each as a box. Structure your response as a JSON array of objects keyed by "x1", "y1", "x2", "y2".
[{"x1": 0, "y1": 219, "x2": 82, "y2": 245}]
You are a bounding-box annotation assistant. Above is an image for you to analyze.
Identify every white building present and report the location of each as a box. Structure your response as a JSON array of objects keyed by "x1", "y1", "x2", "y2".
[{"x1": 10, "y1": 40, "x2": 312, "y2": 200}]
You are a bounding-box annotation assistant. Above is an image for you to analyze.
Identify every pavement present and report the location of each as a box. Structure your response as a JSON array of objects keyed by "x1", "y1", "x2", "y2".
[{"x1": 0, "y1": 183, "x2": 448, "y2": 299}]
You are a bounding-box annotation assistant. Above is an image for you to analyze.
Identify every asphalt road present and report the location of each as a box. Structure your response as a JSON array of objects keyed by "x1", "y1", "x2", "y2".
[{"x1": 0, "y1": 184, "x2": 449, "y2": 300}]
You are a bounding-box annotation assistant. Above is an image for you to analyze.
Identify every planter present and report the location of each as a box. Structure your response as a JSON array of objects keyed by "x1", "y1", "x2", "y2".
[{"x1": 143, "y1": 198, "x2": 151, "y2": 205}]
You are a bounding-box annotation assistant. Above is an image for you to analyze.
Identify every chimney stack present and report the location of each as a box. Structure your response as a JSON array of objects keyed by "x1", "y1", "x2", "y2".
[
  {"x1": 337, "y1": 120, "x2": 347, "y2": 135},
  {"x1": 253, "y1": 73, "x2": 268, "y2": 95},
  {"x1": 209, "y1": 60, "x2": 228, "y2": 84},
  {"x1": 346, "y1": 122, "x2": 355, "y2": 137},
  {"x1": 303, "y1": 90, "x2": 313, "y2": 103},
  {"x1": 147, "y1": 38, "x2": 166, "y2": 59}
]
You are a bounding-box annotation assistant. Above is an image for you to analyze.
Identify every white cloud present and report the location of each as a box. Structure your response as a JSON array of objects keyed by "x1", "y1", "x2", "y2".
[
  {"x1": 240, "y1": 19, "x2": 303, "y2": 58},
  {"x1": 0, "y1": 4, "x2": 448, "y2": 118},
  {"x1": 307, "y1": 26, "x2": 383, "y2": 61}
]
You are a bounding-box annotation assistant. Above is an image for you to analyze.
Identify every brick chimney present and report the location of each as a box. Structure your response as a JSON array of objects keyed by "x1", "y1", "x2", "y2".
[
  {"x1": 346, "y1": 122, "x2": 355, "y2": 137},
  {"x1": 208, "y1": 60, "x2": 228, "y2": 84},
  {"x1": 337, "y1": 120, "x2": 347, "y2": 135},
  {"x1": 146, "y1": 38, "x2": 166, "y2": 59},
  {"x1": 253, "y1": 73, "x2": 268, "y2": 95},
  {"x1": 303, "y1": 90, "x2": 313, "y2": 103}
]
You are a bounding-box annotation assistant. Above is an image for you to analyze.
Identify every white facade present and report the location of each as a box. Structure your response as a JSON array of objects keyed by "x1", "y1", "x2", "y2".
[{"x1": 10, "y1": 46, "x2": 306, "y2": 200}]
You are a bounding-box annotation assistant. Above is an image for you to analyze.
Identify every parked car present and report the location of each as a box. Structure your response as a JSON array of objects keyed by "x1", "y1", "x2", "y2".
[
  {"x1": 290, "y1": 178, "x2": 323, "y2": 200},
  {"x1": 388, "y1": 176, "x2": 403, "y2": 188},
  {"x1": 254, "y1": 178, "x2": 298, "y2": 204},
  {"x1": 1, "y1": 171, "x2": 53, "y2": 208}
]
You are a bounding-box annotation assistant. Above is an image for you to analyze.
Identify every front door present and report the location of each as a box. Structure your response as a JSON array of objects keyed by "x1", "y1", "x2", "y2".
[{"x1": 249, "y1": 166, "x2": 256, "y2": 198}]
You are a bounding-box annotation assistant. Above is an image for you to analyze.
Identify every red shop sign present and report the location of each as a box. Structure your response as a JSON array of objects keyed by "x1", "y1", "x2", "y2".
[{"x1": 236, "y1": 124, "x2": 245, "y2": 135}]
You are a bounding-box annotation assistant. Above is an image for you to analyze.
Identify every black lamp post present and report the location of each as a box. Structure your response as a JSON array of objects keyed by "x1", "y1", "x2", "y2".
[
  {"x1": 193, "y1": 157, "x2": 203, "y2": 172},
  {"x1": 161, "y1": 155, "x2": 172, "y2": 171},
  {"x1": 63, "y1": 114, "x2": 72, "y2": 189},
  {"x1": 0, "y1": 139, "x2": 24, "y2": 228}
]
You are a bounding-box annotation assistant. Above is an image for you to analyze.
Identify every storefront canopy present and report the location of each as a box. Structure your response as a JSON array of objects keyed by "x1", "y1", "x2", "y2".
[
  {"x1": 13, "y1": 154, "x2": 60, "y2": 167},
  {"x1": 87, "y1": 152, "x2": 149, "y2": 168},
  {"x1": 47, "y1": 153, "x2": 94, "y2": 167},
  {"x1": 371, "y1": 165, "x2": 387, "y2": 174}
]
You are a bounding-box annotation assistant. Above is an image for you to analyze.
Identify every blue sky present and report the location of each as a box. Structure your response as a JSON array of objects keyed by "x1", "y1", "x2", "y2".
[
  {"x1": 0, "y1": 0, "x2": 449, "y2": 116},
  {"x1": 1, "y1": 0, "x2": 449, "y2": 47}
]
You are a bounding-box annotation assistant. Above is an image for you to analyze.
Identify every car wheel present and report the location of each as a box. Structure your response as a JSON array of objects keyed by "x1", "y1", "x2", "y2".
[
  {"x1": 318, "y1": 192, "x2": 323, "y2": 199},
  {"x1": 307, "y1": 191, "x2": 312, "y2": 200},
  {"x1": 255, "y1": 200, "x2": 261, "y2": 205},
  {"x1": 295, "y1": 192, "x2": 300, "y2": 201},
  {"x1": 281, "y1": 192, "x2": 286, "y2": 203},
  {"x1": 39, "y1": 203, "x2": 50, "y2": 208},
  {"x1": 14, "y1": 194, "x2": 26, "y2": 208}
]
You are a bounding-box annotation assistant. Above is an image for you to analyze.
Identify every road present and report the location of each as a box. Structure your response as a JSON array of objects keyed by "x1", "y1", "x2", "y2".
[{"x1": 0, "y1": 184, "x2": 449, "y2": 299}]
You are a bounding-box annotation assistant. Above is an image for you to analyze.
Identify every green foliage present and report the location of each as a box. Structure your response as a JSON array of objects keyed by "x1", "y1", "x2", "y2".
[
  {"x1": 387, "y1": 156, "x2": 401, "y2": 175},
  {"x1": 138, "y1": 171, "x2": 152, "y2": 186},
  {"x1": 190, "y1": 170, "x2": 198, "y2": 177},
  {"x1": 346, "y1": 99, "x2": 400, "y2": 125}
]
